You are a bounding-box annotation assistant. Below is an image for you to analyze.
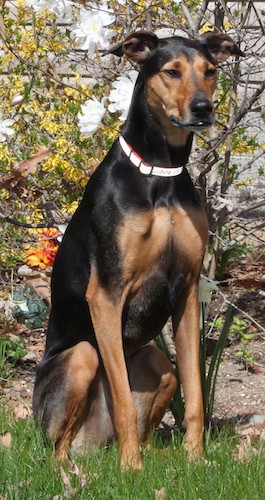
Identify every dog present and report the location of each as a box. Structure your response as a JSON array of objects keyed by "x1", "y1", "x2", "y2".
[{"x1": 33, "y1": 30, "x2": 244, "y2": 470}]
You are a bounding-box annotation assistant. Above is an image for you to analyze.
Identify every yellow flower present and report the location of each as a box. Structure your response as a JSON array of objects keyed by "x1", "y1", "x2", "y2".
[
  {"x1": 235, "y1": 179, "x2": 253, "y2": 189},
  {"x1": 223, "y1": 21, "x2": 232, "y2": 31},
  {"x1": 49, "y1": 41, "x2": 64, "y2": 52},
  {"x1": 54, "y1": 137, "x2": 71, "y2": 154},
  {"x1": 200, "y1": 23, "x2": 214, "y2": 33},
  {"x1": 0, "y1": 144, "x2": 15, "y2": 165},
  {"x1": 62, "y1": 201, "x2": 79, "y2": 215}
]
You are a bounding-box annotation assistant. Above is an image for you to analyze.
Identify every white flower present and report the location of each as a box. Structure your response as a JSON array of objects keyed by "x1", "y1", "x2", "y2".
[
  {"x1": 78, "y1": 97, "x2": 106, "y2": 137},
  {"x1": 0, "y1": 115, "x2": 15, "y2": 142},
  {"x1": 11, "y1": 94, "x2": 24, "y2": 105},
  {"x1": 71, "y1": 5, "x2": 116, "y2": 54},
  {"x1": 23, "y1": 0, "x2": 73, "y2": 22},
  {"x1": 108, "y1": 70, "x2": 139, "y2": 121},
  {"x1": 92, "y1": 2, "x2": 115, "y2": 23},
  {"x1": 198, "y1": 277, "x2": 218, "y2": 305}
]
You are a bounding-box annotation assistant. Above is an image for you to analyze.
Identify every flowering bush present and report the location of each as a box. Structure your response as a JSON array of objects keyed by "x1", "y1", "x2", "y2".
[{"x1": 0, "y1": 0, "x2": 264, "y2": 277}]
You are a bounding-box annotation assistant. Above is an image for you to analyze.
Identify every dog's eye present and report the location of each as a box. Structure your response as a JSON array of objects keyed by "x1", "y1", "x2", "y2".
[
  {"x1": 163, "y1": 69, "x2": 181, "y2": 79},
  {"x1": 205, "y1": 68, "x2": 217, "y2": 78}
]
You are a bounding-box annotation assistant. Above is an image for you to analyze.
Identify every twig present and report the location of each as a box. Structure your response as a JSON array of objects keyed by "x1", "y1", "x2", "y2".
[
  {"x1": 180, "y1": 1, "x2": 196, "y2": 35},
  {"x1": 222, "y1": 221, "x2": 265, "y2": 250},
  {"x1": 218, "y1": 290, "x2": 265, "y2": 334},
  {"x1": 232, "y1": 199, "x2": 265, "y2": 218},
  {"x1": 0, "y1": 212, "x2": 61, "y2": 228},
  {"x1": 194, "y1": 0, "x2": 210, "y2": 33}
]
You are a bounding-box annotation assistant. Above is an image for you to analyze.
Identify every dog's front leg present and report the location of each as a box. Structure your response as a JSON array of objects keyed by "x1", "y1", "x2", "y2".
[
  {"x1": 173, "y1": 283, "x2": 204, "y2": 458},
  {"x1": 86, "y1": 269, "x2": 142, "y2": 470}
]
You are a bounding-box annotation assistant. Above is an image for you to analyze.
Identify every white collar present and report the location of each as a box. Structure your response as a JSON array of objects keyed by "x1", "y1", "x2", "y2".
[{"x1": 119, "y1": 135, "x2": 184, "y2": 177}]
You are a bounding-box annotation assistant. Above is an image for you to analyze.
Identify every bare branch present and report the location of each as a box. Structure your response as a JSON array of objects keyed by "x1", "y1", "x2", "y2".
[
  {"x1": 0, "y1": 212, "x2": 65, "y2": 228},
  {"x1": 194, "y1": 0, "x2": 210, "y2": 33},
  {"x1": 180, "y1": 1, "x2": 196, "y2": 35}
]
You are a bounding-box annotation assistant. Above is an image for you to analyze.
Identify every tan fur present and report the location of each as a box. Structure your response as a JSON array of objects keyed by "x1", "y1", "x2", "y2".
[
  {"x1": 117, "y1": 206, "x2": 208, "y2": 289},
  {"x1": 86, "y1": 266, "x2": 142, "y2": 469},
  {"x1": 47, "y1": 342, "x2": 99, "y2": 461},
  {"x1": 173, "y1": 283, "x2": 204, "y2": 456},
  {"x1": 147, "y1": 56, "x2": 217, "y2": 146}
]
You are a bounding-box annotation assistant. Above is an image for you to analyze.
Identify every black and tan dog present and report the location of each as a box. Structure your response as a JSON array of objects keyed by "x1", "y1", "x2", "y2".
[{"x1": 33, "y1": 31, "x2": 244, "y2": 469}]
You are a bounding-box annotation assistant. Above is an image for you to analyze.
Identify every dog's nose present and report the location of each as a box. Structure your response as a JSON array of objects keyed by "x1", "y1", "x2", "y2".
[{"x1": 190, "y1": 98, "x2": 213, "y2": 118}]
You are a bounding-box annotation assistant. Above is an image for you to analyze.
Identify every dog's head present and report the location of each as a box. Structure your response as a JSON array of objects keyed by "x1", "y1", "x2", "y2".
[{"x1": 104, "y1": 31, "x2": 244, "y2": 140}]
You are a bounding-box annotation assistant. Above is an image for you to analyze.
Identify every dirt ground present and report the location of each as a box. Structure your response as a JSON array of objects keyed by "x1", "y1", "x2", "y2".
[
  {"x1": 213, "y1": 337, "x2": 265, "y2": 419},
  {"x1": 211, "y1": 255, "x2": 265, "y2": 421}
]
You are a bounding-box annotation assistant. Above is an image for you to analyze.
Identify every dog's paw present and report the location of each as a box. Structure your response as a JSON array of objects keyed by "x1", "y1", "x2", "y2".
[
  {"x1": 120, "y1": 451, "x2": 143, "y2": 471},
  {"x1": 183, "y1": 434, "x2": 204, "y2": 460},
  {"x1": 55, "y1": 446, "x2": 70, "y2": 463}
]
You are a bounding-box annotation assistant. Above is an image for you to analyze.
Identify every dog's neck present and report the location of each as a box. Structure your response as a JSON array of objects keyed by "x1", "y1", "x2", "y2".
[{"x1": 121, "y1": 76, "x2": 193, "y2": 168}]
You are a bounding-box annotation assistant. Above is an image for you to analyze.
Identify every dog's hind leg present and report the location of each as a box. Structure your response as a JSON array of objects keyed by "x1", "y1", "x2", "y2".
[
  {"x1": 128, "y1": 345, "x2": 177, "y2": 445},
  {"x1": 33, "y1": 341, "x2": 99, "y2": 462}
]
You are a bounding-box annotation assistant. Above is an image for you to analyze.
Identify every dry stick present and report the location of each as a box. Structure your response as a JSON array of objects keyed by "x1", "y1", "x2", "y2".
[
  {"x1": 206, "y1": 298, "x2": 227, "y2": 338},
  {"x1": 222, "y1": 221, "x2": 265, "y2": 250},
  {"x1": 180, "y1": 0, "x2": 215, "y2": 38},
  {"x1": 249, "y1": 0, "x2": 265, "y2": 36},
  {"x1": 234, "y1": 79, "x2": 265, "y2": 125},
  {"x1": 0, "y1": 212, "x2": 62, "y2": 228},
  {"x1": 180, "y1": 2, "x2": 196, "y2": 35},
  {"x1": 218, "y1": 289, "x2": 265, "y2": 334},
  {"x1": 193, "y1": 0, "x2": 210, "y2": 33},
  {"x1": 220, "y1": 0, "x2": 251, "y2": 32},
  {"x1": 235, "y1": 149, "x2": 265, "y2": 179},
  {"x1": 208, "y1": 68, "x2": 239, "y2": 279},
  {"x1": 233, "y1": 199, "x2": 265, "y2": 218}
]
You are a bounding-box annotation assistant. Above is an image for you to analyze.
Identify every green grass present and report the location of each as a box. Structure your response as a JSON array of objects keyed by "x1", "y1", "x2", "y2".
[{"x1": 0, "y1": 410, "x2": 264, "y2": 500}]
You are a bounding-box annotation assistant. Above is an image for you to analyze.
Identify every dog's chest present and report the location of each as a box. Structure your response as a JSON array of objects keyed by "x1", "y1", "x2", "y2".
[{"x1": 118, "y1": 205, "x2": 207, "y2": 286}]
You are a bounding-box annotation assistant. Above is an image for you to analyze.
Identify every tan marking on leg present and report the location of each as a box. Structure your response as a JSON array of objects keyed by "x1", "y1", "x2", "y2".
[
  {"x1": 86, "y1": 267, "x2": 142, "y2": 470},
  {"x1": 173, "y1": 285, "x2": 204, "y2": 458},
  {"x1": 148, "y1": 371, "x2": 177, "y2": 433},
  {"x1": 170, "y1": 207, "x2": 207, "y2": 457},
  {"x1": 53, "y1": 341, "x2": 99, "y2": 462}
]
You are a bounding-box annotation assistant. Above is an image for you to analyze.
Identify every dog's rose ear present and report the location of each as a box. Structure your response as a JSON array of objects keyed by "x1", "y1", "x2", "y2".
[
  {"x1": 122, "y1": 32, "x2": 159, "y2": 63},
  {"x1": 198, "y1": 32, "x2": 245, "y2": 62},
  {"x1": 102, "y1": 32, "x2": 159, "y2": 63}
]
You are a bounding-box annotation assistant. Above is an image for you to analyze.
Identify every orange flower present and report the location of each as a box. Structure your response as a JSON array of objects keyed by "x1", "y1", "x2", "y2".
[
  {"x1": 39, "y1": 228, "x2": 60, "y2": 240},
  {"x1": 25, "y1": 228, "x2": 59, "y2": 269},
  {"x1": 25, "y1": 248, "x2": 51, "y2": 270}
]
